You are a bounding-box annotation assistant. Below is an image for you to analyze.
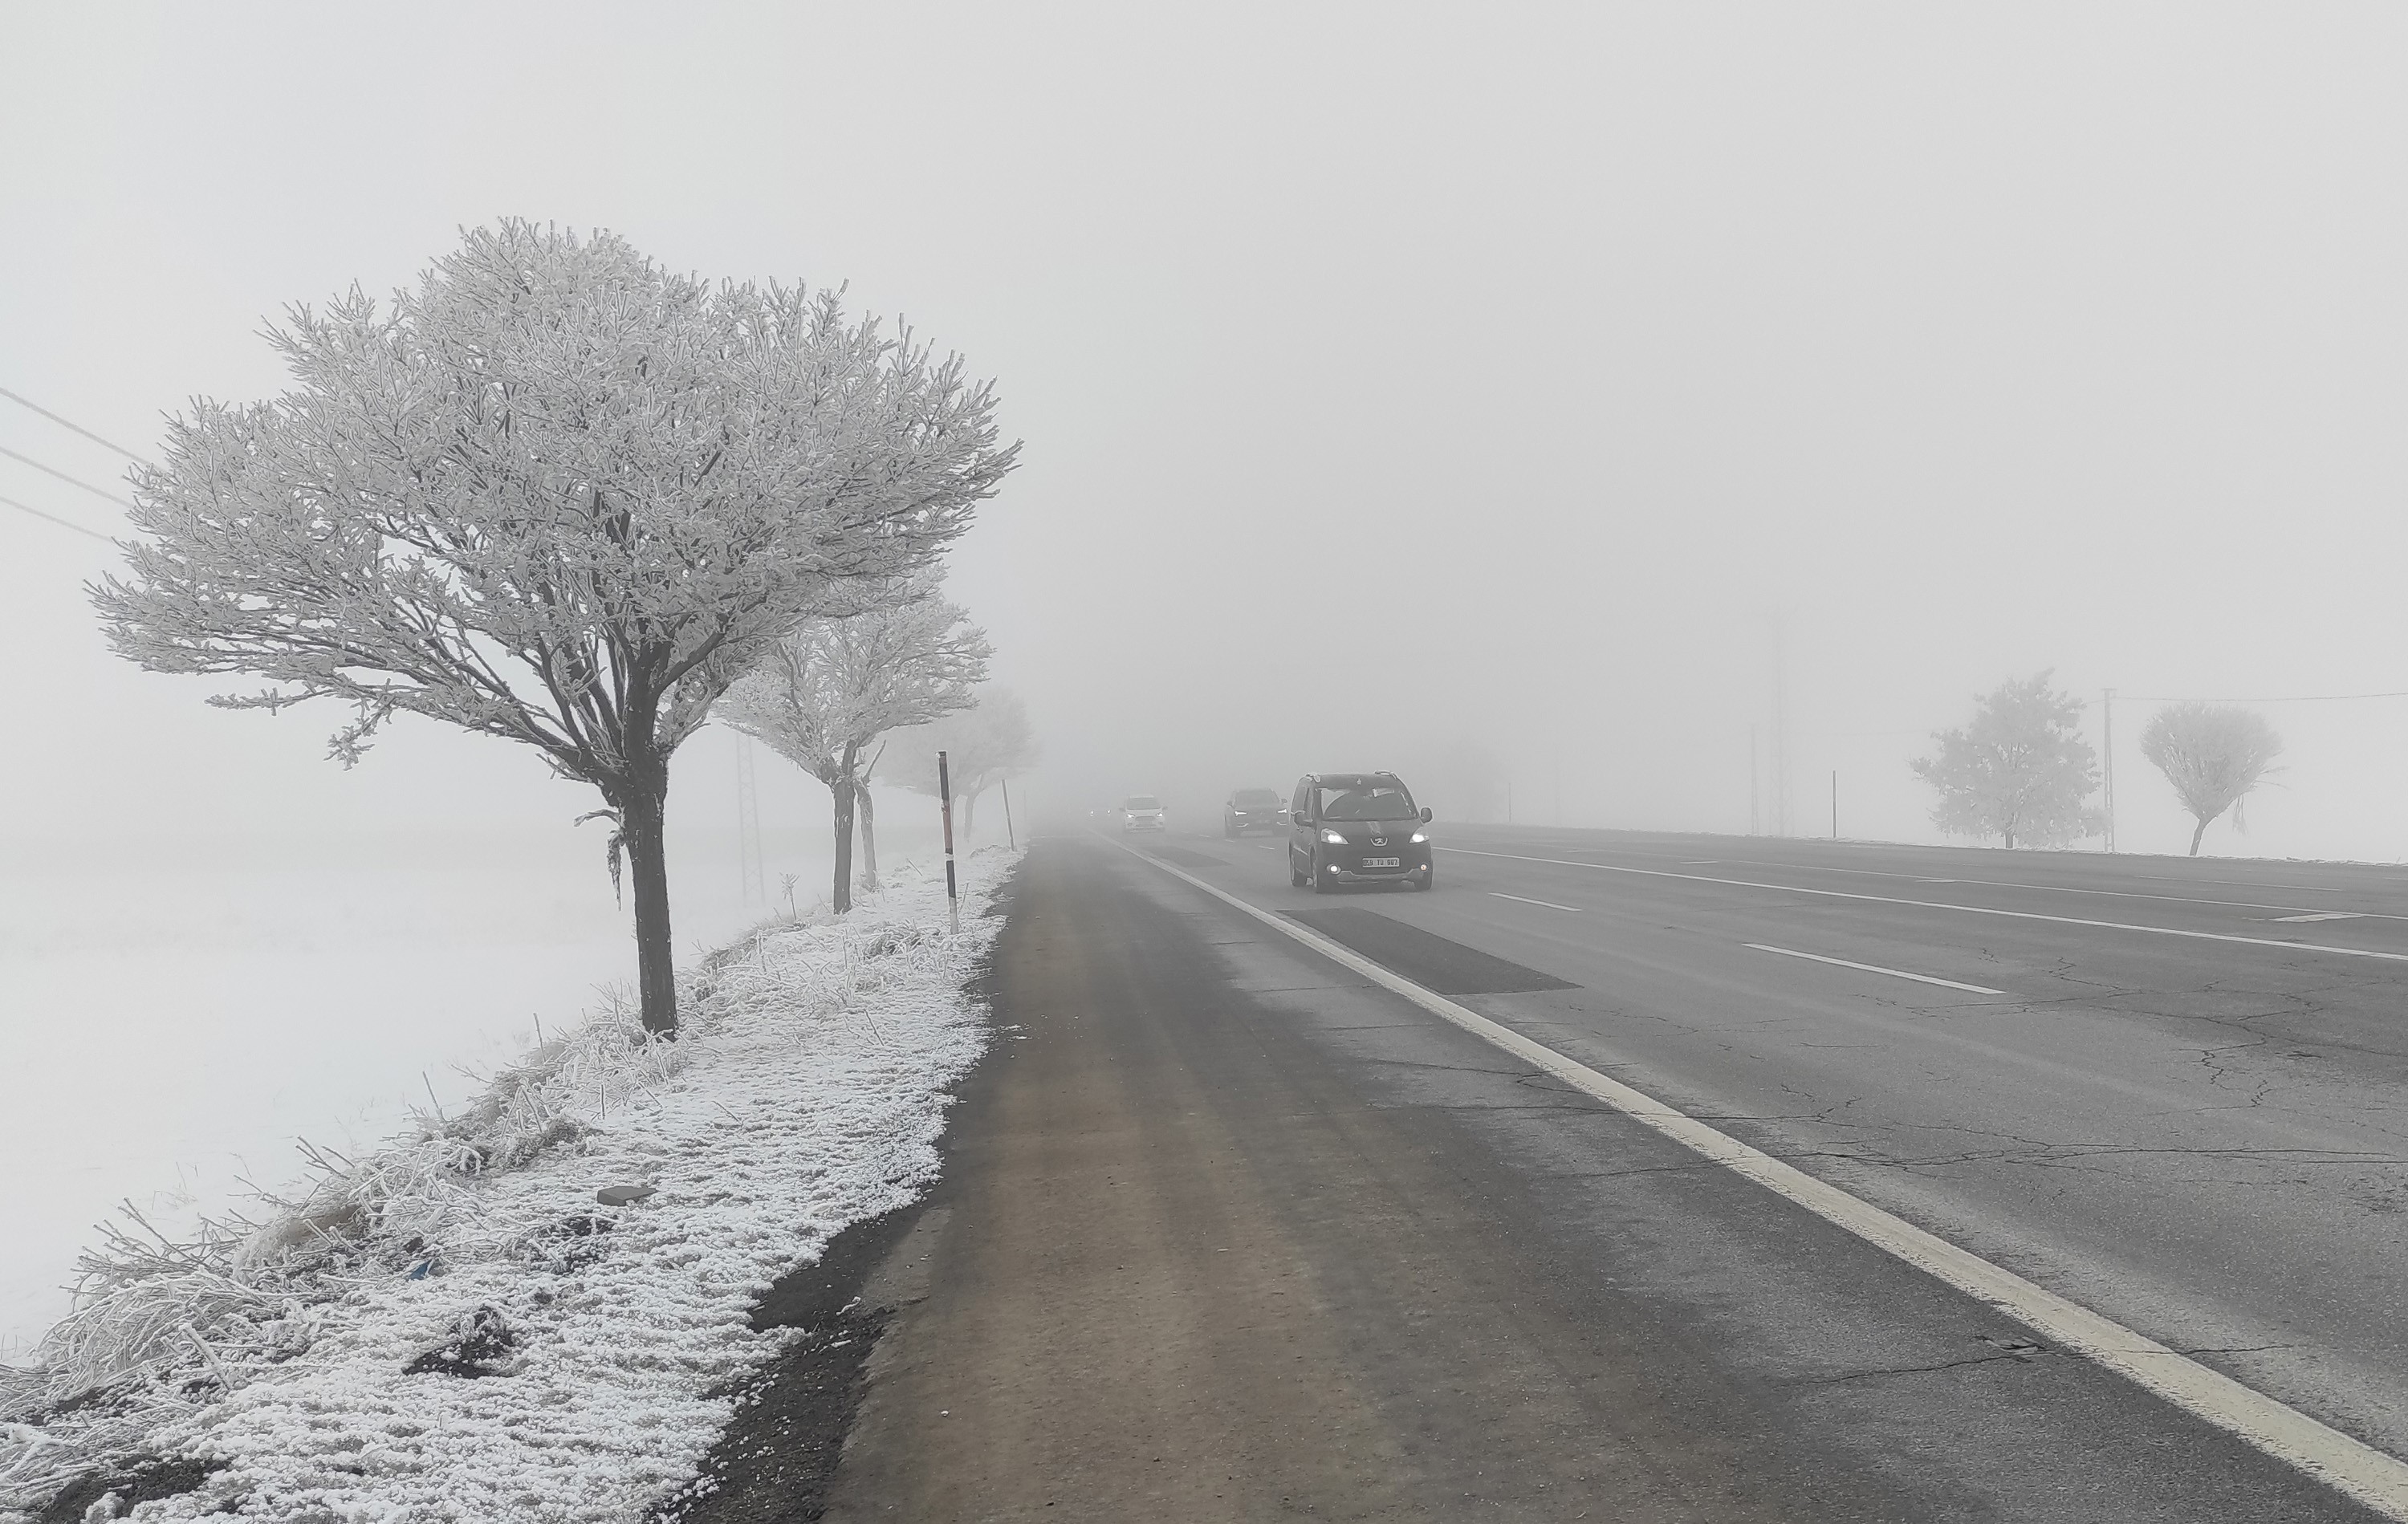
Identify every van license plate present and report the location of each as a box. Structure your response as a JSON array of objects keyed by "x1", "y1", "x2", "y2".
[{"x1": 1363, "y1": 856, "x2": 1401, "y2": 869}]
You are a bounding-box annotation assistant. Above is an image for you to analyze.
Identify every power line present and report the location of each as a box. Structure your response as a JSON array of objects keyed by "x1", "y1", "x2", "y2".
[
  {"x1": 0, "y1": 387, "x2": 149, "y2": 463},
  {"x1": 0, "y1": 492, "x2": 113, "y2": 543},
  {"x1": 0, "y1": 443, "x2": 136, "y2": 511},
  {"x1": 2114, "y1": 690, "x2": 2408, "y2": 705}
]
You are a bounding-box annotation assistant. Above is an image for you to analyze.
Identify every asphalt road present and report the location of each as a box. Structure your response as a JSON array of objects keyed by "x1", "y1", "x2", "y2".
[{"x1": 820, "y1": 829, "x2": 2406, "y2": 1521}]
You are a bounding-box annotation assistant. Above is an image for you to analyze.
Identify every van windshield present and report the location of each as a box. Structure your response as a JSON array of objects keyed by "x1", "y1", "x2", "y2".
[{"x1": 1314, "y1": 785, "x2": 1417, "y2": 821}]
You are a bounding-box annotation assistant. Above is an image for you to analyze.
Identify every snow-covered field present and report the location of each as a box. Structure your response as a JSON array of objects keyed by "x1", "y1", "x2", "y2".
[
  {"x1": 0, "y1": 832, "x2": 808, "y2": 1359},
  {"x1": 0, "y1": 792, "x2": 988, "y2": 1361},
  {"x1": 0, "y1": 847, "x2": 1011, "y2": 1522}
]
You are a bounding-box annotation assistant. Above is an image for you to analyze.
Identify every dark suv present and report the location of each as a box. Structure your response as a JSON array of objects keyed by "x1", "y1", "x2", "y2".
[
  {"x1": 1224, "y1": 787, "x2": 1283, "y2": 837},
  {"x1": 1287, "y1": 772, "x2": 1434, "y2": 892}
]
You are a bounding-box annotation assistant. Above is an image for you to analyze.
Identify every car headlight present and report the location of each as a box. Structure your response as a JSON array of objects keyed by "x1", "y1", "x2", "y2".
[
  {"x1": 1319, "y1": 828, "x2": 1348, "y2": 846},
  {"x1": 1409, "y1": 830, "x2": 1428, "y2": 843}
]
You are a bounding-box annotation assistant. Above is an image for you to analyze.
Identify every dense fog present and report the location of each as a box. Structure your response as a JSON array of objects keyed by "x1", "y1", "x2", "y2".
[
  {"x1": 11, "y1": 7, "x2": 2408, "y2": 875},
  {"x1": 7, "y1": 10, "x2": 2406, "y2": 1507},
  {"x1": 7, "y1": 14, "x2": 2408, "y2": 1334}
]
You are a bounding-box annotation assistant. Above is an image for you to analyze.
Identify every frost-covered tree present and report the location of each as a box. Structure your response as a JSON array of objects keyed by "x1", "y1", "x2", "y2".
[
  {"x1": 887, "y1": 687, "x2": 1036, "y2": 846},
  {"x1": 717, "y1": 575, "x2": 990, "y2": 912},
  {"x1": 2140, "y1": 702, "x2": 2283, "y2": 856},
  {"x1": 1910, "y1": 672, "x2": 2102, "y2": 849},
  {"x1": 91, "y1": 221, "x2": 1018, "y2": 1035}
]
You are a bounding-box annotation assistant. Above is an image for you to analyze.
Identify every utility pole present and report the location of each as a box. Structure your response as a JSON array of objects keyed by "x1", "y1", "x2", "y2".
[
  {"x1": 1771, "y1": 620, "x2": 1790, "y2": 837},
  {"x1": 1748, "y1": 725, "x2": 1759, "y2": 835},
  {"x1": 1831, "y1": 770, "x2": 1838, "y2": 840},
  {"x1": 2101, "y1": 688, "x2": 2117, "y2": 854},
  {"x1": 734, "y1": 735, "x2": 765, "y2": 904}
]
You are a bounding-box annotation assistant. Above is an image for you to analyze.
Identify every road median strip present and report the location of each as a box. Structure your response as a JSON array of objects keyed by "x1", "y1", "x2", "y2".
[{"x1": 1117, "y1": 836, "x2": 2408, "y2": 1520}]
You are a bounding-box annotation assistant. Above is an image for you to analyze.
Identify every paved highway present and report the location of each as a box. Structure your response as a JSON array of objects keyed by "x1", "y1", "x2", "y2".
[
  {"x1": 1153, "y1": 823, "x2": 2408, "y2": 1471},
  {"x1": 812, "y1": 829, "x2": 2408, "y2": 1520}
]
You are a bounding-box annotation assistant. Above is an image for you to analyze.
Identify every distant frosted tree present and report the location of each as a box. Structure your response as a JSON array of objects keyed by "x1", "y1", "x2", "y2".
[
  {"x1": 92, "y1": 221, "x2": 1017, "y2": 1034},
  {"x1": 1910, "y1": 673, "x2": 2102, "y2": 849},
  {"x1": 2140, "y1": 702, "x2": 2283, "y2": 856},
  {"x1": 888, "y1": 688, "x2": 1036, "y2": 846},
  {"x1": 717, "y1": 576, "x2": 990, "y2": 912}
]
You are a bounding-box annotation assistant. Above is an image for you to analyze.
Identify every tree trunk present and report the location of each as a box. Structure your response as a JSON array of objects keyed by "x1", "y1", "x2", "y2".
[
  {"x1": 857, "y1": 781, "x2": 881, "y2": 892},
  {"x1": 831, "y1": 744, "x2": 859, "y2": 916},
  {"x1": 961, "y1": 787, "x2": 978, "y2": 848},
  {"x1": 2002, "y1": 827, "x2": 2015, "y2": 850},
  {"x1": 2189, "y1": 816, "x2": 2208, "y2": 856},
  {"x1": 622, "y1": 777, "x2": 678, "y2": 1038}
]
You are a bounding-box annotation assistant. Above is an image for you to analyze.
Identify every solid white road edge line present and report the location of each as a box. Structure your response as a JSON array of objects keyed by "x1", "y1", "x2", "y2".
[
  {"x1": 1492, "y1": 892, "x2": 1583, "y2": 913},
  {"x1": 1442, "y1": 847, "x2": 2408, "y2": 965},
  {"x1": 1114, "y1": 839, "x2": 2408, "y2": 1518},
  {"x1": 1744, "y1": 942, "x2": 2005, "y2": 995}
]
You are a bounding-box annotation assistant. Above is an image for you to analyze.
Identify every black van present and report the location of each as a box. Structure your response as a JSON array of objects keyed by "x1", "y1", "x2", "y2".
[
  {"x1": 1224, "y1": 787, "x2": 1284, "y2": 836},
  {"x1": 1287, "y1": 772, "x2": 1434, "y2": 892}
]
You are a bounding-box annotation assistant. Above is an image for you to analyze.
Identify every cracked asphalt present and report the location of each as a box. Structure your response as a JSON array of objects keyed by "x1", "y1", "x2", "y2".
[{"x1": 819, "y1": 832, "x2": 2398, "y2": 1520}]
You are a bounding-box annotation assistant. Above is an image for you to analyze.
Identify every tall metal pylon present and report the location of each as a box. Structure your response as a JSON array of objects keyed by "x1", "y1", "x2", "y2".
[{"x1": 735, "y1": 736, "x2": 767, "y2": 903}]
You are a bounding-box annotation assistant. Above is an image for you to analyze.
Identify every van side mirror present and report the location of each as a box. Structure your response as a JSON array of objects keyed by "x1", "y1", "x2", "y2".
[{"x1": 1421, "y1": 807, "x2": 1434, "y2": 823}]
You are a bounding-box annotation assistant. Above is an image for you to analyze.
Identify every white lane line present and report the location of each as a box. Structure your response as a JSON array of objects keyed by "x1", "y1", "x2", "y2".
[
  {"x1": 1492, "y1": 892, "x2": 1583, "y2": 913},
  {"x1": 1114, "y1": 839, "x2": 2408, "y2": 1518},
  {"x1": 1679, "y1": 856, "x2": 2408, "y2": 923},
  {"x1": 1745, "y1": 942, "x2": 2005, "y2": 995},
  {"x1": 1441, "y1": 847, "x2": 2408, "y2": 965}
]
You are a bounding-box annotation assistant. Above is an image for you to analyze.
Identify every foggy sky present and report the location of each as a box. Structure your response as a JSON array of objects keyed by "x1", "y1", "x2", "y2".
[{"x1": 7, "y1": 3, "x2": 2408, "y2": 863}]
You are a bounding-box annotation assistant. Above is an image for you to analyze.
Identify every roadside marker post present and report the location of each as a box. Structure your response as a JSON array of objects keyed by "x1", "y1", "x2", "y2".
[
  {"x1": 1002, "y1": 776, "x2": 1017, "y2": 849},
  {"x1": 939, "y1": 750, "x2": 959, "y2": 933}
]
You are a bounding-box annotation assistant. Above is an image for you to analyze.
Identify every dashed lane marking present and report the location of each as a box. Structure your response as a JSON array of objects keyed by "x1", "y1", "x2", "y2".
[
  {"x1": 1643, "y1": 855, "x2": 2408, "y2": 923},
  {"x1": 1439, "y1": 847, "x2": 2408, "y2": 965},
  {"x1": 1116, "y1": 838, "x2": 2408, "y2": 1519},
  {"x1": 1491, "y1": 892, "x2": 1582, "y2": 913},
  {"x1": 1744, "y1": 942, "x2": 2006, "y2": 995}
]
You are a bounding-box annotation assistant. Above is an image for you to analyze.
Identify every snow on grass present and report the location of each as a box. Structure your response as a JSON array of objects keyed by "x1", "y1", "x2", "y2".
[
  {"x1": 0, "y1": 835, "x2": 811, "y2": 1357},
  {"x1": 0, "y1": 850, "x2": 1015, "y2": 1522}
]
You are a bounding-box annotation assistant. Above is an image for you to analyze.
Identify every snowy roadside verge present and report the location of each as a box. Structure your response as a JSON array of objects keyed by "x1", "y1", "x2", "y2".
[{"x1": 0, "y1": 850, "x2": 1017, "y2": 1523}]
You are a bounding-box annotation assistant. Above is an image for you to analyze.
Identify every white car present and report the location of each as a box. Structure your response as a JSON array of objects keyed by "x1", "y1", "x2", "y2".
[{"x1": 1119, "y1": 795, "x2": 1167, "y2": 832}]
